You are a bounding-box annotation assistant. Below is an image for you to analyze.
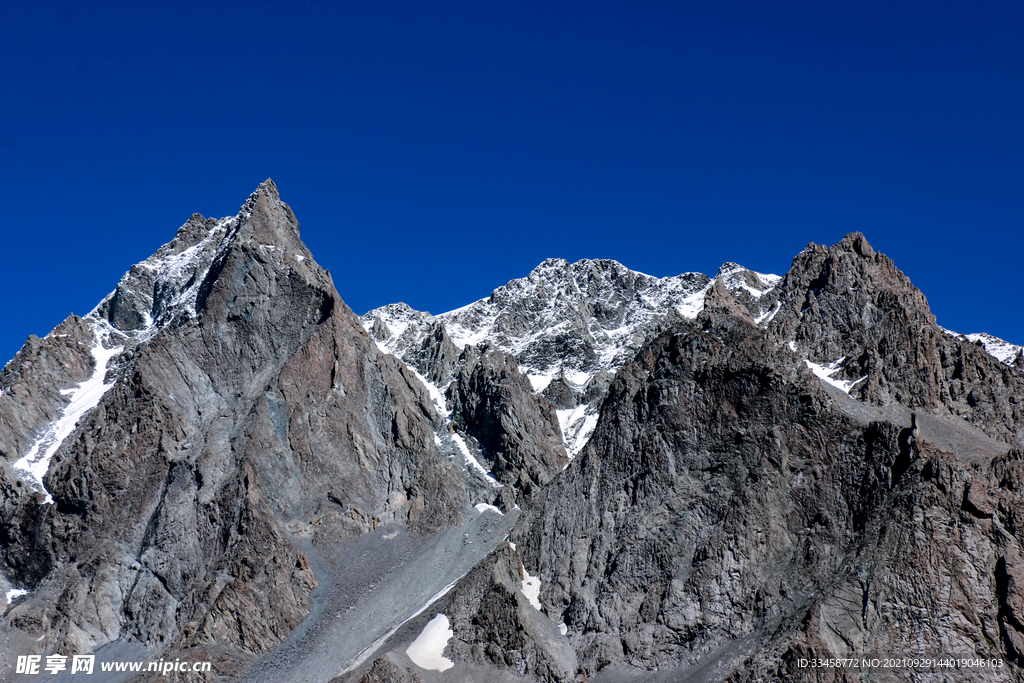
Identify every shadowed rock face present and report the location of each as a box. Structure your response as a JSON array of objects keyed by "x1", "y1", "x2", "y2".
[
  {"x1": 507, "y1": 312, "x2": 1024, "y2": 682},
  {"x1": 2, "y1": 193, "x2": 1021, "y2": 683},
  {"x1": 446, "y1": 344, "x2": 568, "y2": 496},
  {"x1": 0, "y1": 181, "x2": 468, "y2": 671}
]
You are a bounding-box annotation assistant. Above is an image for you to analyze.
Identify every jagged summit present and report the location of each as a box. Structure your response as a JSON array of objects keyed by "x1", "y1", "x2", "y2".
[
  {"x1": 363, "y1": 256, "x2": 781, "y2": 455},
  {"x1": 90, "y1": 178, "x2": 317, "y2": 336},
  {"x1": 3, "y1": 180, "x2": 335, "y2": 498}
]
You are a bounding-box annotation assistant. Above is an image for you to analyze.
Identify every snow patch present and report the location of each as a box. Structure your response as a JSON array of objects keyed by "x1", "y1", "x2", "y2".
[
  {"x1": 563, "y1": 369, "x2": 590, "y2": 386},
  {"x1": 474, "y1": 503, "x2": 503, "y2": 515},
  {"x1": 557, "y1": 405, "x2": 600, "y2": 459},
  {"x1": 13, "y1": 321, "x2": 123, "y2": 503},
  {"x1": 755, "y1": 302, "x2": 782, "y2": 326},
  {"x1": 343, "y1": 574, "x2": 466, "y2": 674},
  {"x1": 804, "y1": 357, "x2": 867, "y2": 395},
  {"x1": 717, "y1": 264, "x2": 781, "y2": 298},
  {"x1": 527, "y1": 372, "x2": 555, "y2": 393},
  {"x1": 521, "y1": 567, "x2": 542, "y2": 611},
  {"x1": 558, "y1": 622, "x2": 568, "y2": 636},
  {"x1": 406, "y1": 614, "x2": 455, "y2": 672},
  {"x1": 966, "y1": 333, "x2": 1023, "y2": 367},
  {"x1": 6, "y1": 588, "x2": 29, "y2": 604}
]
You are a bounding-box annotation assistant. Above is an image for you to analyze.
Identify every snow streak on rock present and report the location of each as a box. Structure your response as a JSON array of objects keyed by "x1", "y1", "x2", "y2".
[
  {"x1": 803, "y1": 357, "x2": 868, "y2": 395},
  {"x1": 8, "y1": 217, "x2": 246, "y2": 501},
  {"x1": 521, "y1": 564, "x2": 543, "y2": 611},
  {"x1": 12, "y1": 320, "x2": 122, "y2": 502}
]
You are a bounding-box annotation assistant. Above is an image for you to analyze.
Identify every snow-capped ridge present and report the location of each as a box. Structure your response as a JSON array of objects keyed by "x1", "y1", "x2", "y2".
[
  {"x1": 965, "y1": 332, "x2": 1024, "y2": 368},
  {"x1": 364, "y1": 256, "x2": 780, "y2": 456}
]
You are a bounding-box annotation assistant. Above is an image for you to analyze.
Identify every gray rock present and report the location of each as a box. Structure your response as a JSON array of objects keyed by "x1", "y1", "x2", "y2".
[
  {"x1": 1, "y1": 180, "x2": 470, "y2": 675},
  {"x1": 3, "y1": 197, "x2": 1022, "y2": 683},
  {"x1": 766, "y1": 232, "x2": 1024, "y2": 447},
  {"x1": 0, "y1": 315, "x2": 97, "y2": 464},
  {"x1": 447, "y1": 344, "x2": 568, "y2": 496}
]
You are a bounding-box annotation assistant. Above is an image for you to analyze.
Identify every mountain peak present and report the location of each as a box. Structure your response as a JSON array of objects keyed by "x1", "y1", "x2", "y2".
[
  {"x1": 89, "y1": 180, "x2": 319, "y2": 337},
  {"x1": 835, "y1": 230, "x2": 876, "y2": 257}
]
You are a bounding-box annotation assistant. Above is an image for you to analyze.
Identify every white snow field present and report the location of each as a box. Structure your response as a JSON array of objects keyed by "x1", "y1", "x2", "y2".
[{"x1": 405, "y1": 613, "x2": 455, "y2": 672}]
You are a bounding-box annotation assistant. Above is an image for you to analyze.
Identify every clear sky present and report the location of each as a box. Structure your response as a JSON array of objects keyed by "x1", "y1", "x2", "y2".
[{"x1": 1, "y1": 1, "x2": 1021, "y2": 364}]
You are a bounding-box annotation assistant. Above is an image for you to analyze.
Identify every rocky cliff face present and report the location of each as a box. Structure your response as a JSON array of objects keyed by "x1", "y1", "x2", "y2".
[
  {"x1": 512, "y1": 312, "x2": 1023, "y2": 682},
  {"x1": 2, "y1": 185, "x2": 1021, "y2": 683},
  {"x1": 349, "y1": 235, "x2": 1022, "y2": 683},
  {"x1": 446, "y1": 344, "x2": 567, "y2": 496},
  {"x1": 1, "y1": 182, "x2": 475, "y2": 680}
]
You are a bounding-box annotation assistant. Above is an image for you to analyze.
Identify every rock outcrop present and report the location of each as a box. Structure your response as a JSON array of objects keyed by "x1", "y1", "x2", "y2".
[
  {"x1": 0, "y1": 315, "x2": 97, "y2": 465},
  {"x1": 446, "y1": 344, "x2": 568, "y2": 496},
  {"x1": 767, "y1": 233, "x2": 1024, "y2": 447},
  {"x1": 514, "y1": 309, "x2": 1022, "y2": 681}
]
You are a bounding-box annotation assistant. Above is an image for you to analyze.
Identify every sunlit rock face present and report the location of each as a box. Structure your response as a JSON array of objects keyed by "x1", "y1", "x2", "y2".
[{"x1": 2, "y1": 183, "x2": 1022, "y2": 683}]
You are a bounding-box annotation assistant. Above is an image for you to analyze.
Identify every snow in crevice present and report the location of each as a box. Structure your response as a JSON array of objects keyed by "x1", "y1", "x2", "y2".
[
  {"x1": 521, "y1": 564, "x2": 543, "y2": 611},
  {"x1": 452, "y1": 434, "x2": 502, "y2": 488},
  {"x1": 755, "y1": 301, "x2": 782, "y2": 326},
  {"x1": 557, "y1": 405, "x2": 600, "y2": 460},
  {"x1": 407, "y1": 366, "x2": 450, "y2": 419},
  {"x1": 372, "y1": 332, "x2": 504, "y2": 490},
  {"x1": 804, "y1": 357, "x2": 867, "y2": 395},
  {"x1": 406, "y1": 613, "x2": 455, "y2": 672},
  {"x1": 12, "y1": 320, "x2": 123, "y2": 503},
  {"x1": 526, "y1": 372, "x2": 555, "y2": 393}
]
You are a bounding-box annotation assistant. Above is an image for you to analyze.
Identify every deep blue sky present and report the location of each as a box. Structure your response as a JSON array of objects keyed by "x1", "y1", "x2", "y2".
[{"x1": 1, "y1": 1, "x2": 1021, "y2": 363}]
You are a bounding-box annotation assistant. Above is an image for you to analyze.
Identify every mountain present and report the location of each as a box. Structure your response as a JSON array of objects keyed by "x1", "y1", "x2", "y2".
[
  {"x1": 2, "y1": 182, "x2": 1022, "y2": 683},
  {"x1": 362, "y1": 259, "x2": 780, "y2": 458}
]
